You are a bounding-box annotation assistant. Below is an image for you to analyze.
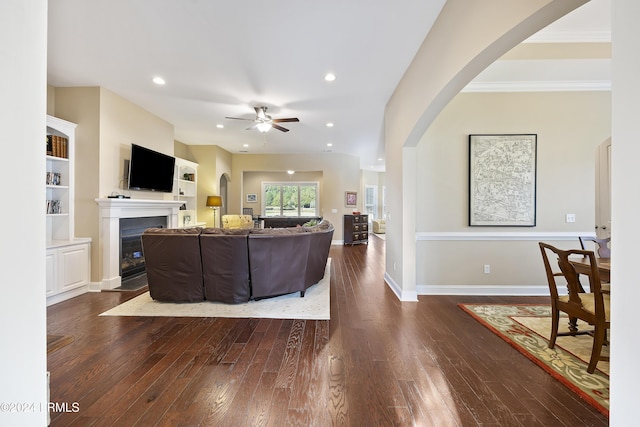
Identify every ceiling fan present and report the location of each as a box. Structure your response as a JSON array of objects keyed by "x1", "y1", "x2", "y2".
[{"x1": 225, "y1": 106, "x2": 299, "y2": 133}]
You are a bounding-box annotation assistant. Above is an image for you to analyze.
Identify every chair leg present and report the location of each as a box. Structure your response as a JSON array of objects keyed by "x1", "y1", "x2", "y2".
[
  {"x1": 587, "y1": 325, "x2": 606, "y2": 374},
  {"x1": 549, "y1": 308, "x2": 560, "y2": 348}
]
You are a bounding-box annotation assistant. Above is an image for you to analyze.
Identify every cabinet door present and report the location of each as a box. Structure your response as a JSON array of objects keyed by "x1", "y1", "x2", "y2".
[
  {"x1": 46, "y1": 250, "x2": 57, "y2": 296},
  {"x1": 59, "y1": 244, "x2": 89, "y2": 290}
]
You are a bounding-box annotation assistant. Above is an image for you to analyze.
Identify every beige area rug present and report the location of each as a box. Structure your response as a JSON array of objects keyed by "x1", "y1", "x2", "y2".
[
  {"x1": 460, "y1": 304, "x2": 609, "y2": 416},
  {"x1": 372, "y1": 232, "x2": 385, "y2": 240},
  {"x1": 100, "y1": 260, "x2": 330, "y2": 320}
]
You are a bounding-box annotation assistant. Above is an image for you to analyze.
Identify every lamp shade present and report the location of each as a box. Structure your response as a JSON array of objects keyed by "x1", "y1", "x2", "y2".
[{"x1": 206, "y1": 195, "x2": 223, "y2": 208}]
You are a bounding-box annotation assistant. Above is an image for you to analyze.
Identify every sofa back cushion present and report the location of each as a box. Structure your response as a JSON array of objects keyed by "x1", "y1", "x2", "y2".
[
  {"x1": 200, "y1": 228, "x2": 251, "y2": 303},
  {"x1": 141, "y1": 227, "x2": 204, "y2": 302},
  {"x1": 248, "y1": 232, "x2": 312, "y2": 299}
]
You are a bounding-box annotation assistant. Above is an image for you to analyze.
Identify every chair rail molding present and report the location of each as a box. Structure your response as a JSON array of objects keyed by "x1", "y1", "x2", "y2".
[{"x1": 416, "y1": 231, "x2": 596, "y2": 241}]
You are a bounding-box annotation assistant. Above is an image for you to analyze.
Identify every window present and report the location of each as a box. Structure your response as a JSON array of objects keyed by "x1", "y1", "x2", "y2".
[
  {"x1": 262, "y1": 182, "x2": 319, "y2": 217},
  {"x1": 364, "y1": 185, "x2": 377, "y2": 219},
  {"x1": 382, "y1": 185, "x2": 386, "y2": 219}
]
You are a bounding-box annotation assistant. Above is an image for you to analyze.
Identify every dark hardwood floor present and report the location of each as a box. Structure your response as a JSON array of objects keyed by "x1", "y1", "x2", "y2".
[{"x1": 47, "y1": 234, "x2": 608, "y2": 426}]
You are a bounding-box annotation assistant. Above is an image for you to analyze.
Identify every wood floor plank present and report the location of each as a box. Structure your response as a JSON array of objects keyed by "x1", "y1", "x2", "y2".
[{"x1": 46, "y1": 235, "x2": 608, "y2": 426}]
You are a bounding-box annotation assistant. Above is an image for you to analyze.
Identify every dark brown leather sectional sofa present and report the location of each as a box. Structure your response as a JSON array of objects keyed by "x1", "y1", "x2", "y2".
[{"x1": 141, "y1": 220, "x2": 334, "y2": 303}]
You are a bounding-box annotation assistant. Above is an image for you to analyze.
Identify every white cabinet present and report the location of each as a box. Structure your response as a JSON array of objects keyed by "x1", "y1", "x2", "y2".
[
  {"x1": 46, "y1": 115, "x2": 91, "y2": 305},
  {"x1": 174, "y1": 157, "x2": 204, "y2": 227},
  {"x1": 46, "y1": 242, "x2": 91, "y2": 305}
]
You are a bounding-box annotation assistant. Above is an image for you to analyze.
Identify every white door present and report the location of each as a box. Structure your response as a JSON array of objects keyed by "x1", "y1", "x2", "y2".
[{"x1": 595, "y1": 138, "x2": 612, "y2": 238}]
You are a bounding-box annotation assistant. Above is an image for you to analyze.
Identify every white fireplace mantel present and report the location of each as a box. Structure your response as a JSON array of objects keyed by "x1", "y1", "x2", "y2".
[{"x1": 96, "y1": 198, "x2": 185, "y2": 289}]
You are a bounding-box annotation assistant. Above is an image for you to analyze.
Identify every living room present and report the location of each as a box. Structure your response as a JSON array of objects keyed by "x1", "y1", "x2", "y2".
[{"x1": 5, "y1": 0, "x2": 640, "y2": 425}]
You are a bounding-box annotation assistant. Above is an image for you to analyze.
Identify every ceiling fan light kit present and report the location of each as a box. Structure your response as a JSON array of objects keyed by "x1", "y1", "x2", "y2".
[
  {"x1": 256, "y1": 122, "x2": 271, "y2": 133},
  {"x1": 226, "y1": 106, "x2": 299, "y2": 133}
]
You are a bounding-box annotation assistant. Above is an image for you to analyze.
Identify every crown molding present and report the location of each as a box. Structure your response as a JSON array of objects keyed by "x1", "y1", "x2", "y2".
[
  {"x1": 462, "y1": 80, "x2": 611, "y2": 93},
  {"x1": 525, "y1": 30, "x2": 611, "y2": 44}
]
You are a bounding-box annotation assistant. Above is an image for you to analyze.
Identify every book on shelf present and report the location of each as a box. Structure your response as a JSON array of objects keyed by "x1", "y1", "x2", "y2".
[
  {"x1": 46, "y1": 172, "x2": 62, "y2": 186},
  {"x1": 46, "y1": 199, "x2": 62, "y2": 214},
  {"x1": 47, "y1": 135, "x2": 68, "y2": 158}
]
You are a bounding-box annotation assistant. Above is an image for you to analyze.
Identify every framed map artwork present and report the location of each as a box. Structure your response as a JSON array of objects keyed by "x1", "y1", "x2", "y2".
[{"x1": 469, "y1": 134, "x2": 537, "y2": 226}]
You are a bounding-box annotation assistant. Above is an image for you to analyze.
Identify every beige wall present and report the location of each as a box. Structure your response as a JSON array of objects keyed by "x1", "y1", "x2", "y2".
[
  {"x1": 385, "y1": 0, "x2": 588, "y2": 300},
  {"x1": 242, "y1": 170, "x2": 323, "y2": 216},
  {"x1": 53, "y1": 86, "x2": 175, "y2": 282},
  {"x1": 187, "y1": 145, "x2": 232, "y2": 227},
  {"x1": 230, "y1": 153, "x2": 361, "y2": 239},
  {"x1": 415, "y1": 90, "x2": 611, "y2": 289},
  {"x1": 174, "y1": 140, "x2": 196, "y2": 162}
]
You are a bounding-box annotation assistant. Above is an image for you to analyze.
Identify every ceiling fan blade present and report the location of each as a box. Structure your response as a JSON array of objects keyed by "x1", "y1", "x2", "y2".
[
  {"x1": 272, "y1": 124, "x2": 290, "y2": 132},
  {"x1": 254, "y1": 106, "x2": 267, "y2": 119},
  {"x1": 225, "y1": 116, "x2": 254, "y2": 121},
  {"x1": 272, "y1": 118, "x2": 299, "y2": 123}
]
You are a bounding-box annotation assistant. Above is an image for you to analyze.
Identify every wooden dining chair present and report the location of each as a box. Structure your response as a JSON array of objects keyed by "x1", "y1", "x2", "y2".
[
  {"x1": 578, "y1": 236, "x2": 611, "y2": 293},
  {"x1": 539, "y1": 242, "x2": 610, "y2": 374},
  {"x1": 579, "y1": 236, "x2": 611, "y2": 258}
]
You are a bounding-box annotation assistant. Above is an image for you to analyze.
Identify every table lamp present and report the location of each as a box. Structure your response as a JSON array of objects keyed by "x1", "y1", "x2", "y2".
[{"x1": 206, "y1": 195, "x2": 223, "y2": 226}]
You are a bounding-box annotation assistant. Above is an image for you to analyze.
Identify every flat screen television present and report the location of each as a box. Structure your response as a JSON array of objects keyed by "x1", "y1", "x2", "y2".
[{"x1": 127, "y1": 144, "x2": 175, "y2": 193}]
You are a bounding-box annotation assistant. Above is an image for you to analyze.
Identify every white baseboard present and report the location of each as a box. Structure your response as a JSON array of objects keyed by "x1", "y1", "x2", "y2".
[
  {"x1": 384, "y1": 272, "x2": 418, "y2": 301},
  {"x1": 46, "y1": 285, "x2": 89, "y2": 306},
  {"x1": 416, "y1": 284, "x2": 549, "y2": 296}
]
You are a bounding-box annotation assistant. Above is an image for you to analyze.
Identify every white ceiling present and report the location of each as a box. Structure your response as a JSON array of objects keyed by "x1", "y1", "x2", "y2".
[{"x1": 47, "y1": 0, "x2": 610, "y2": 171}]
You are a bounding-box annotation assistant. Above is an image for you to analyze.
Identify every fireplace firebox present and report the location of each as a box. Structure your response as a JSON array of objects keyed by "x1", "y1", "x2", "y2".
[{"x1": 119, "y1": 216, "x2": 167, "y2": 280}]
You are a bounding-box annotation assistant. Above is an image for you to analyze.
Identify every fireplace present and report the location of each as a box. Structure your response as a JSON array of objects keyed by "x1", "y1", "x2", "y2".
[
  {"x1": 119, "y1": 216, "x2": 166, "y2": 280},
  {"x1": 96, "y1": 198, "x2": 184, "y2": 290}
]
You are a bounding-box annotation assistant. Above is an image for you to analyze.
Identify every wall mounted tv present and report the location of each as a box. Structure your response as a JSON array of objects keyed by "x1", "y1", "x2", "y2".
[{"x1": 127, "y1": 144, "x2": 175, "y2": 193}]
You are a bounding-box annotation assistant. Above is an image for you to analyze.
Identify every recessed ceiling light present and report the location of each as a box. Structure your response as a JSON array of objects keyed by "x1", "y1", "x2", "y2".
[
  {"x1": 327, "y1": 143, "x2": 333, "y2": 147},
  {"x1": 287, "y1": 170, "x2": 295, "y2": 175},
  {"x1": 378, "y1": 158, "x2": 383, "y2": 161},
  {"x1": 152, "y1": 76, "x2": 165, "y2": 85},
  {"x1": 324, "y1": 73, "x2": 336, "y2": 82},
  {"x1": 243, "y1": 144, "x2": 249, "y2": 147},
  {"x1": 216, "y1": 124, "x2": 224, "y2": 129},
  {"x1": 326, "y1": 122, "x2": 334, "y2": 128}
]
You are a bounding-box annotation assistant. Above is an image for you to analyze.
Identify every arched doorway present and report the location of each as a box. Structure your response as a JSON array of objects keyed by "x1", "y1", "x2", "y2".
[{"x1": 220, "y1": 173, "x2": 229, "y2": 217}]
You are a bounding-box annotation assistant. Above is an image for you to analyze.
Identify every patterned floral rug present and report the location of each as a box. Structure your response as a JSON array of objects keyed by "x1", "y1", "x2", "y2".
[{"x1": 460, "y1": 304, "x2": 609, "y2": 416}]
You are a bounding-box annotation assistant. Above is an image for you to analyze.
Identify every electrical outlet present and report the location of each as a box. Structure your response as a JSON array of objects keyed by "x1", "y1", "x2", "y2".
[
  {"x1": 484, "y1": 264, "x2": 491, "y2": 274},
  {"x1": 566, "y1": 213, "x2": 576, "y2": 223}
]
